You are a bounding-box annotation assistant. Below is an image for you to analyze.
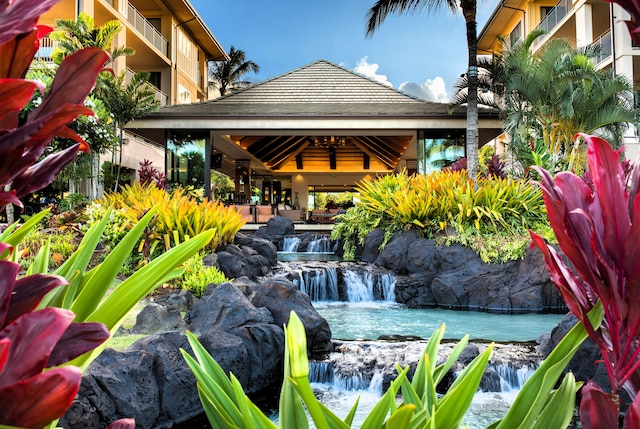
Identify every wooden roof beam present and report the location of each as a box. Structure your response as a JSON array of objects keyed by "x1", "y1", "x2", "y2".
[
  {"x1": 269, "y1": 139, "x2": 311, "y2": 170},
  {"x1": 350, "y1": 138, "x2": 395, "y2": 169}
]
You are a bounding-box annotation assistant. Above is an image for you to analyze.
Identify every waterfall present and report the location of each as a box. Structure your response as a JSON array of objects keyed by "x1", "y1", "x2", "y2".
[
  {"x1": 282, "y1": 237, "x2": 300, "y2": 252},
  {"x1": 309, "y1": 361, "x2": 383, "y2": 393},
  {"x1": 343, "y1": 270, "x2": 396, "y2": 303},
  {"x1": 295, "y1": 266, "x2": 339, "y2": 301},
  {"x1": 307, "y1": 236, "x2": 333, "y2": 253},
  {"x1": 491, "y1": 363, "x2": 537, "y2": 392}
]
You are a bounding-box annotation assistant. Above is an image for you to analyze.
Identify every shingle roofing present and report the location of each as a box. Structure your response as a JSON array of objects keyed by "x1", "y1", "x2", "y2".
[{"x1": 148, "y1": 59, "x2": 494, "y2": 118}]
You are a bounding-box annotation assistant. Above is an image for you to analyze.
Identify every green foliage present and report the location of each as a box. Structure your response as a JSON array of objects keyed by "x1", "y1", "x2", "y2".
[
  {"x1": 16, "y1": 227, "x2": 77, "y2": 271},
  {"x1": 332, "y1": 171, "x2": 548, "y2": 261},
  {"x1": 177, "y1": 253, "x2": 229, "y2": 297},
  {"x1": 183, "y1": 307, "x2": 603, "y2": 428},
  {"x1": 90, "y1": 182, "x2": 245, "y2": 258}
]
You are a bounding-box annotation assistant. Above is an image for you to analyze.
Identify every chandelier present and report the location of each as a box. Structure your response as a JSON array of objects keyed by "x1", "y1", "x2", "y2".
[{"x1": 313, "y1": 136, "x2": 348, "y2": 150}]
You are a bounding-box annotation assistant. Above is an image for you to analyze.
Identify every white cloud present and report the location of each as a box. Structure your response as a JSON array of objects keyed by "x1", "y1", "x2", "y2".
[
  {"x1": 352, "y1": 57, "x2": 392, "y2": 87},
  {"x1": 399, "y1": 77, "x2": 449, "y2": 102}
]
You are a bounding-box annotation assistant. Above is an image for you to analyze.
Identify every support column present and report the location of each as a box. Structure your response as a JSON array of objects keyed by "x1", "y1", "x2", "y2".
[
  {"x1": 575, "y1": 4, "x2": 593, "y2": 48},
  {"x1": 235, "y1": 160, "x2": 251, "y2": 204}
]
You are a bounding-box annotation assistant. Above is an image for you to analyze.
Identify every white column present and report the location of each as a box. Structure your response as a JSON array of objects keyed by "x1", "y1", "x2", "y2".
[{"x1": 575, "y1": 4, "x2": 593, "y2": 48}]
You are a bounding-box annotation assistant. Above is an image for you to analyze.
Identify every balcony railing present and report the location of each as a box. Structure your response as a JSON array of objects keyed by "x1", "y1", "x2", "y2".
[
  {"x1": 126, "y1": 2, "x2": 168, "y2": 57},
  {"x1": 593, "y1": 30, "x2": 612, "y2": 66},
  {"x1": 125, "y1": 68, "x2": 168, "y2": 106},
  {"x1": 34, "y1": 36, "x2": 57, "y2": 63},
  {"x1": 533, "y1": 0, "x2": 572, "y2": 48}
]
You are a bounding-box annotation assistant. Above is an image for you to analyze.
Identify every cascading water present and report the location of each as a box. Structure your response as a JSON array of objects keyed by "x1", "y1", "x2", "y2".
[
  {"x1": 293, "y1": 266, "x2": 340, "y2": 301},
  {"x1": 343, "y1": 270, "x2": 396, "y2": 303},
  {"x1": 491, "y1": 363, "x2": 537, "y2": 392},
  {"x1": 307, "y1": 236, "x2": 335, "y2": 253},
  {"x1": 282, "y1": 236, "x2": 300, "y2": 252}
]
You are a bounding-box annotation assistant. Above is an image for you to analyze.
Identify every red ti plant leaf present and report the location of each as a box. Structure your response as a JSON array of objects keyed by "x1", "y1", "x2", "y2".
[
  {"x1": 605, "y1": 0, "x2": 640, "y2": 46},
  {"x1": 580, "y1": 381, "x2": 620, "y2": 429},
  {"x1": 0, "y1": 28, "x2": 46, "y2": 79},
  {"x1": 0, "y1": 366, "x2": 82, "y2": 429},
  {"x1": 105, "y1": 418, "x2": 136, "y2": 429},
  {"x1": 0, "y1": 260, "x2": 20, "y2": 327},
  {"x1": 531, "y1": 133, "x2": 640, "y2": 421},
  {"x1": 6, "y1": 273, "x2": 68, "y2": 326},
  {"x1": 0, "y1": 0, "x2": 58, "y2": 46},
  {"x1": 47, "y1": 321, "x2": 109, "y2": 367},
  {"x1": 624, "y1": 390, "x2": 640, "y2": 428}
]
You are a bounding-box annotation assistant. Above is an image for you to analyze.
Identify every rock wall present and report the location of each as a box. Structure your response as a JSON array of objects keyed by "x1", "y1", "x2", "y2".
[{"x1": 353, "y1": 229, "x2": 566, "y2": 313}]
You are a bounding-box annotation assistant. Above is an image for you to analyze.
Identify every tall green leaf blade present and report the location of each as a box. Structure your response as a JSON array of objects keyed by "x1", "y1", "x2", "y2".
[
  {"x1": 70, "y1": 207, "x2": 157, "y2": 321},
  {"x1": 433, "y1": 334, "x2": 469, "y2": 386},
  {"x1": 429, "y1": 344, "x2": 494, "y2": 428},
  {"x1": 383, "y1": 405, "x2": 415, "y2": 428},
  {"x1": 531, "y1": 372, "x2": 576, "y2": 429},
  {"x1": 86, "y1": 229, "x2": 214, "y2": 331},
  {"x1": 360, "y1": 366, "x2": 408, "y2": 429},
  {"x1": 494, "y1": 302, "x2": 604, "y2": 428},
  {"x1": 27, "y1": 237, "x2": 51, "y2": 275}
]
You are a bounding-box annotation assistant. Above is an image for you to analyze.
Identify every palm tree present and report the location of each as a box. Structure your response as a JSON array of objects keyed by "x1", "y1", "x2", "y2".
[
  {"x1": 501, "y1": 32, "x2": 637, "y2": 168},
  {"x1": 208, "y1": 46, "x2": 259, "y2": 96},
  {"x1": 96, "y1": 71, "x2": 159, "y2": 191},
  {"x1": 50, "y1": 12, "x2": 134, "y2": 66},
  {"x1": 366, "y1": 0, "x2": 480, "y2": 186}
]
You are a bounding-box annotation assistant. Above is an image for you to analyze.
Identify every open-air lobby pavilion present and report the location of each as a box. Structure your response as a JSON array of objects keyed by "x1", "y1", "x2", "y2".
[{"x1": 128, "y1": 59, "x2": 503, "y2": 223}]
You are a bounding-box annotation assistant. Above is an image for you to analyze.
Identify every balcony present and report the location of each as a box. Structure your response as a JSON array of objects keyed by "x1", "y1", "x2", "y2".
[
  {"x1": 125, "y1": 68, "x2": 168, "y2": 106},
  {"x1": 533, "y1": 0, "x2": 573, "y2": 49},
  {"x1": 593, "y1": 30, "x2": 612, "y2": 66},
  {"x1": 126, "y1": 2, "x2": 168, "y2": 57},
  {"x1": 34, "y1": 36, "x2": 57, "y2": 63}
]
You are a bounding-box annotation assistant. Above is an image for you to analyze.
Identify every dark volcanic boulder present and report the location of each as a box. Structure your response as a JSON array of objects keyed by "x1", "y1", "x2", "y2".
[
  {"x1": 251, "y1": 280, "x2": 333, "y2": 355},
  {"x1": 130, "y1": 302, "x2": 187, "y2": 334},
  {"x1": 235, "y1": 232, "x2": 278, "y2": 266},
  {"x1": 255, "y1": 216, "x2": 295, "y2": 238},
  {"x1": 185, "y1": 282, "x2": 274, "y2": 334},
  {"x1": 215, "y1": 244, "x2": 272, "y2": 280},
  {"x1": 360, "y1": 228, "x2": 385, "y2": 262},
  {"x1": 375, "y1": 229, "x2": 421, "y2": 274}
]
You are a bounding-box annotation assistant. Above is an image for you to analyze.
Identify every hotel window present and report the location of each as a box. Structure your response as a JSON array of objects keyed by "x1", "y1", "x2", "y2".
[
  {"x1": 417, "y1": 130, "x2": 465, "y2": 174},
  {"x1": 541, "y1": 6, "x2": 553, "y2": 18},
  {"x1": 178, "y1": 84, "x2": 191, "y2": 104},
  {"x1": 510, "y1": 21, "x2": 522, "y2": 47}
]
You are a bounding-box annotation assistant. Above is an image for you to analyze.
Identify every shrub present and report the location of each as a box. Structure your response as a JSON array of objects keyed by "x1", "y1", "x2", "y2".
[
  {"x1": 92, "y1": 182, "x2": 245, "y2": 257},
  {"x1": 332, "y1": 170, "x2": 548, "y2": 261},
  {"x1": 177, "y1": 253, "x2": 229, "y2": 297}
]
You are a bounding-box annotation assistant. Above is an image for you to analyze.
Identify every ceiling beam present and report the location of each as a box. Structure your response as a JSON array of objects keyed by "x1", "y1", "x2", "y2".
[
  {"x1": 351, "y1": 138, "x2": 395, "y2": 169},
  {"x1": 270, "y1": 139, "x2": 311, "y2": 170}
]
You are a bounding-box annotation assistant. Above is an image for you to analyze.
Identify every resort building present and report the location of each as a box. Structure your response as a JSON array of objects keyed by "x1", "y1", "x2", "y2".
[
  {"x1": 478, "y1": 0, "x2": 640, "y2": 159},
  {"x1": 129, "y1": 59, "x2": 503, "y2": 221},
  {"x1": 37, "y1": 0, "x2": 228, "y2": 192}
]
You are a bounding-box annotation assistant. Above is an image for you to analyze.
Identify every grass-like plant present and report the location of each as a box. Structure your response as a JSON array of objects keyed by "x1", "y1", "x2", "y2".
[
  {"x1": 182, "y1": 307, "x2": 602, "y2": 429},
  {"x1": 94, "y1": 182, "x2": 245, "y2": 256},
  {"x1": 332, "y1": 170, "x2": 548, "y2": 261},
  {"x1": 177, "y1": 253, "x2": 229, "y2": 297}
]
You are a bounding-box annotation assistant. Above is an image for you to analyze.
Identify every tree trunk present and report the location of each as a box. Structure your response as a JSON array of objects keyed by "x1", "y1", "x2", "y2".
[
  {"x1": 114, "y1": 126, "x2": 123, "y2": 192},
  {"x1": 462, "y1": 1, "x2": 479, "y2": 189}
]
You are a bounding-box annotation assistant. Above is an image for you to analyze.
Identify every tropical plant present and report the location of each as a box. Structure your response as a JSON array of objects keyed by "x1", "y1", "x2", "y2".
[
  {"x1": 0, "y1": 241, "x2": 137, "y2": 429},
  {"x1": 366, "y1": 0, "x2": 481, "y2": 185},
  {"x1": 177, "y1": 253, "x2": 229, "y2": 297},
  {"x1": 139, "y1": 159, "x2": 168, "y2": 190},
  {"x1": 208, "y1": 46, "x2": 260, "y2": 96},
  {"x1": 332, "y1": 170, "x2": 547, "y2": 261},
  {"x1": 210, "y1": 169, "x2": 235, "y2": 201},
  {"x1": 95, "y1": 70, "x2": 159, "y2": 191},
  {"x1": 49, "y1": 12, "x2": 134, "y2": 66},
  {"x1": 96, "y1": 182, "x2": 245, "y2": 255},
  {"x1": 182, "y1": 307, "x2": 602, "y2": 429},
  {"x1": 0, "y1": 21, "x2": 107, "y2": 211},
  {"x1": 530, "y1": 133, "x2": 640, "y2": 427}
]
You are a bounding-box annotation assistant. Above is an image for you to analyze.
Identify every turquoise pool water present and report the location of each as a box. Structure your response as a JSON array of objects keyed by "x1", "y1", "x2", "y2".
[{"x1": 315, "y1": 302, "x2": 565, "y2": 342}]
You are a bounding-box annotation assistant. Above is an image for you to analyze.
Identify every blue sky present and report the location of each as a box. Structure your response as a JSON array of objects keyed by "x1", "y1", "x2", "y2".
[{"x1": 191, "y1": 0, "x2": 500, "y2": 102}]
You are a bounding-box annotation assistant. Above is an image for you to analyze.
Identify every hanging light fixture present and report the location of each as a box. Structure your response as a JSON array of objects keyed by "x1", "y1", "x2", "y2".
[{"x1": 313, "y1": 136, "x2": 348, "y2": 150}]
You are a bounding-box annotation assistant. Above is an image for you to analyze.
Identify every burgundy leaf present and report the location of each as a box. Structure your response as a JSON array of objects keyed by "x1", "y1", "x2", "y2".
[
  {"x1": 583, "y1": 134, "x2": 630, "y2": 271},
  {"x1": 0, "y1": 308, "x2": 74, "y2": 388},
  {"x1": 0, "y1": 28, "x2": 40, "y2": 79},
  {"x1": 6, "y1": 274, "x2": 68, "y2": 326},
  {"x1": 0, "y1": 78, "x2": 37, "y2": 119},
  {"x1": 0, "y1": 260, "x2": 20, "y2": 328},
  {"x1": 0, "y1": 366, "x2": 81, "y2": 429},
  {"x1": 0, "y1": 338, "x2": 9, "y2": 372},
  {"x1": 625, "y1": 393, "x2": 640, "y2": 428},
  {"x1": 47, "y1": 321, "x2": 109, "y2": 367},
  {"x1": 105, "y1": 418, "x2": 136, "y2": 429},
  {"x1": 32, "y1": 47, "x2": 109, "y2": 119},
  {"x1": 12, "y1": 143, "x2": 85, "y2": 198},
  {"x1": 0, "y1": 0, "x2": 58, "y2": 45},
  {"x1": 0, "y1": 190, "x2": 20, "y2": 210},
  {"x1": 580, "y1": 381, "x2": 619, "y2": 429}
]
